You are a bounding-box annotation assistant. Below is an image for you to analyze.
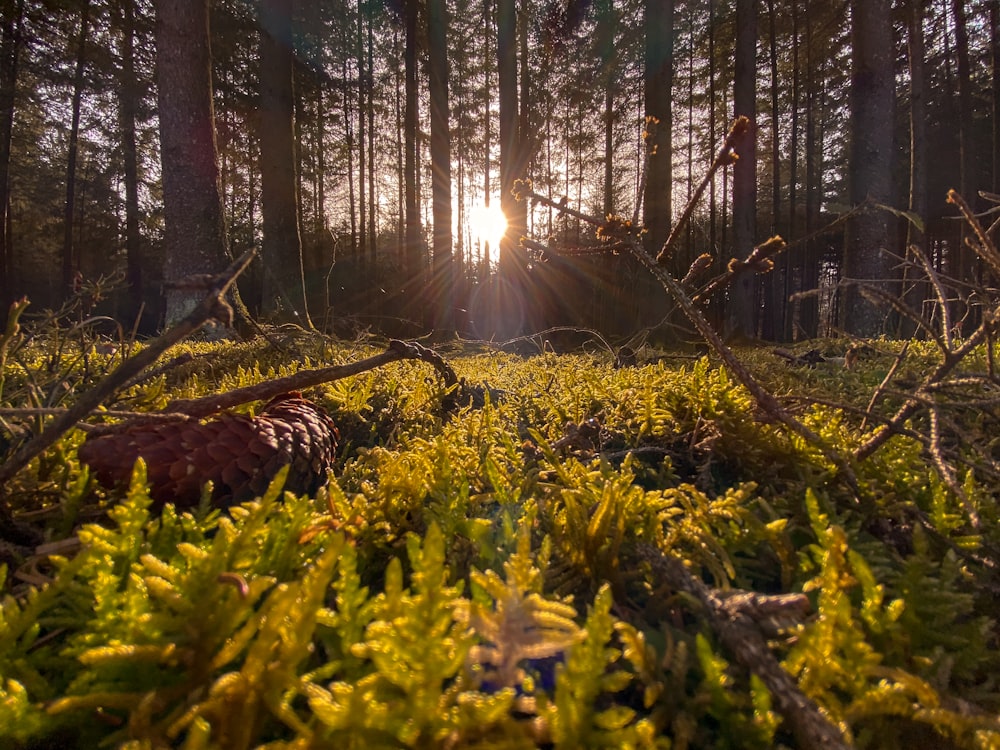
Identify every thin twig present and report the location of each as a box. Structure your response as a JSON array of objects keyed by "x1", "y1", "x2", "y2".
[
  {"x1": 907, "y1": 242, "x2": 954, "y2": 351},
  {"x1": 627, "y1": 234, "x2": 865, "y2": 506},
  {"x1": 655, "y1": 116, "x2": 749, "y2": 266},
  {"x1": 860, "y1": 340, "x2": 911, "y2": 433},
  {"x1": 928, "y1": 405, "x2": 980, "y2": 528}
]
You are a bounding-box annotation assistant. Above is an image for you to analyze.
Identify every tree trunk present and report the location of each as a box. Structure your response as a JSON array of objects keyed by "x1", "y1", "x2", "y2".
[
  {"x1": 357, "y1": 0, "x2": 367, "y2": 273},
  {"x1": 762, "y1": 0, "x2": 782, "y2": 340},
  {"x1": 427, "y1": 0, "x2": 454, "y2": 331},
  {"x1": 366, "y1": 8, "x2": 376, "y2": 275},
  {"x1": 841, "y1": 0, "x2": 894, "y2": 337},
  {"x1": 258, "y1": 0, "x2": 311, "y2": 326},
  {"x1": 642, "y1": 0, "x2": 674, "y2": 264},
  {"x1": 727, "y1": 0, "x2": 757, "y2": 340},
  {"x1": 119, "y1": 0, "x2": 143, "y2": 326},
  {"x1": 992, "y1": 0, "x2": 1000, "y2": 194},
  {"x1": 951, "y1": 0, "x2": 976, "y2": 295},
  {"x1": 496, "y1": 0, "x2": 526, "y2": 337},
  {"x1": 902, "y1": 0, "x2": 928, "y2": 336},
  {"x1": 800, "y1": 0, "x2": 820, "y2": 338},
  {"x1": 0, "y1": 0, "x2": 24, "y2": 320},
  {"x1": 155, "y1": 0, "x2": 242, "y2": 330},
  {"x1": 343, "y1": 53, "x2": 357, "y2": 256},
  {"x1": 481, "y1": 0, "x2": 492, "y2": 280},
  {"x1": 403, "y1": 0, "x2": 422, "y2": 281},
  {"x1": 62, "y1": 0, "x2": 91, "y2": 299}
]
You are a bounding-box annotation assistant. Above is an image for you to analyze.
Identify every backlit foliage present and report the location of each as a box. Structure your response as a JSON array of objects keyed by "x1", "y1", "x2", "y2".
[{"x1": 2, "y1": 334, "x2": 1000, "y2": 748}]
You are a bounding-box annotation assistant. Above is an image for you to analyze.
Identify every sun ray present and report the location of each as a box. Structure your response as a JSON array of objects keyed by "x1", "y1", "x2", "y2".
[{"x1": 469, "y1": 203, "x2": 508, "y2": 264}]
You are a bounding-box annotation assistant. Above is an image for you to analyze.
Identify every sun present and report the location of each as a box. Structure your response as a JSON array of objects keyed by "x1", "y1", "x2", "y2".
[{"x1": 469, "y1": 202, "x2": 508, "y2": 261}]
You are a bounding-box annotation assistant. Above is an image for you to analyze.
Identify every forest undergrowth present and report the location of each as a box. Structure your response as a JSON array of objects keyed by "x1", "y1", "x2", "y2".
[
  {"x1": 2, "y1": 120, "x2": 1000, "y2": 748},
  {"x1": 0, "y1": 319, "x2": 999, "y2": 749}
]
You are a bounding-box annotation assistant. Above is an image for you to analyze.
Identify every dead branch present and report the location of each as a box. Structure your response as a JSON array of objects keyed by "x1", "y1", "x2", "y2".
[
  {"x1": 639, "y1": 544, "x2": 850, "y2": 750},
  {"x1": 860, "y1": 340, "x2": 911, "y2": 433},
  {"x1": 655, "y1": 117, "x2": 749, "y2": 266},
  {"x1": 162, "y1": 338, "x2": 459, "y2": 418}
]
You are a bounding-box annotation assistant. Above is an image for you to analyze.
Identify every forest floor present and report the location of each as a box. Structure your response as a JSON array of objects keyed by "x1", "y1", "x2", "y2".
[{"x1": 1, "y1": 321, "x2": 999, "y2": 749}]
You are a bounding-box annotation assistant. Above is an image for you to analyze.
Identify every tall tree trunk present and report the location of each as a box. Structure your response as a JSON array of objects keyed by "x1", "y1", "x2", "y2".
[
  {"x1": 481, "y1": 0, "x2": 492, "y2": 280},
  {"x1": 393, "y1": 25, "x2": 404, "y2": 266},
  {"x1": 991, "y1": 0, "x2": 1000, "y2": 194},
  {"x1": 496, "y1": 0, "x2": 527, "y2": 337},
  {"x1": 259, "y1": 0, "x2": 311, "y2": 326},
  {"x1": 427, "y1": 0, "x2": 454, "y2": 331},
  {"x1": 763, "y1": 0, "x2": 782, "y2": 341},
  {"x1": 357, "y1": 0, "x2": 367, "y2": 273},
  {"x1": 0, "y1": 0, "x2": 24, "y2": 319},
  {"x1": 155, "y1": 0, "x2": 246, "y2": 330},
  {"x1": 708, "y1": 0, "x2": 717, "y2": 267},
  {"x1": 403, "y1": 0, "x2": 422, "y2": 281},
  {"x1": 62, "y1": 0, "x2": 92, "y2": 299},
  {"x1": 952, "y1": 0, "x2": 976, "y2": 295},
  {"x1": 902, "y1": 0, "x2": 928, "y2": 336},
  {"x1": 841, "y1": 0, "x2": 894, "y2": 337},
  {"x1": 800, "y1": 0, "x2": 820, "y2": 338},
  {"x1": 598, "y1": 0, "x2": 615, "y2": 219},
  {"x1": 343, "y1": 54, "x2": 357, "y2": 255},
  {"x1": 366, "y1": 8, "x2": 376, "y2": 273},
  {"x1": 642, "y1": 0, "x2": 674, "y2": 264},
  {"x1": 727, "y1": 0, "x2": 757, "y2": 339},
  {"x1": 119, "y1": 0, "x2": 143, "y2": 326}
]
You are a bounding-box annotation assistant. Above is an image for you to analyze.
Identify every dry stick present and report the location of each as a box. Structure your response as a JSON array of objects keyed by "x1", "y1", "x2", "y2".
[
  {"x1": 860, "y1": 339, "x2": 911, "y2": 433},
  {"x1": 950, "y1": 189, "x2": 1000, "y2": 281},
  {"x1": 519, "y1": 120, "x2": 862, "y2": 505},
  {"x1": 856, "y1": 319, "x2": 997, "y2": 463},
  {"x1": 627, "y1": 235, "x2": 865, "y2": 506},
  {"x1": 929, "y1": 405, "x2": 980, "y2": 527},
  {"x1": 692, "y1": 235, "x2": 787, "y2": 304},
  {"x1": 655, "y1": 116, "x2": 749, "y2": 265},
  {"x1": 907, "y1": 242, "x2": 955, "y2": 352},
  {"x1": 856, "y1": 190, "x2": 1000, "y2": 464},
  {"x1": 163, "y1": 339, "x2": 458, "y2": 418},
  {"x1": 0, "y1": 250, "x2": 257, "y2": 514},
  {"x1": 639, "y1": 544, "x2": 850, "y2": 750}
]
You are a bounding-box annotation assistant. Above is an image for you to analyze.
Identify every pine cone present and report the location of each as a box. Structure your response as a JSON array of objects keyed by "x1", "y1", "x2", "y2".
[{"x1": 79, "y1": 393, "x2": 338, "y2": 507}]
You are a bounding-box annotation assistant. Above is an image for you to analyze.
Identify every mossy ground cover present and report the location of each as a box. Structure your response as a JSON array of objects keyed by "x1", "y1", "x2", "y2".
[{"x1": 2, "y1": 333, "x2": 999, "y2": 749}]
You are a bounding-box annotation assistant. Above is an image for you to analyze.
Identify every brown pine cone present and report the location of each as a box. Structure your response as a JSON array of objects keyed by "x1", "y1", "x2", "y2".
[{"x1": 79, "y1": 393, "x2": 338, "y2": 507}]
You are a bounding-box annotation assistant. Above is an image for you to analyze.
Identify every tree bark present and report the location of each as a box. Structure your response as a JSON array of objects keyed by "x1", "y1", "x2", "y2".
[
  {"x1": 119, "y1": 0, "x2": 143, "y2": 326},
  {"x1": 763, "y1": 0, "x2": 782, "y2": 340},
  {"x1": 403, "y1": 0, "x2": 422, "y2": 281},
  {"x1": 258, "y1": 0, "x2": 311, "y2": 326},
  {"x1": 801, "y1": 0, "x2": 820, "y2": 338},
  {"x1": 356, "y1": 0, "x2": 367, "y2": 274},
  {"x1": 727, "y1": 0, "x2": 758, "y2": 340},
  {"x1": 496, "y1": 0, "x2": 527, "y2": 337},
  {"x1": 841, "y1": 0, "x2": 894, "y2": 337},
  {"x1": 951, "y1": 0, "x2": 976, "y2": 295},
  {"x1": 62, "y1": 0, "x2": 92, "y2": 299},
  {"x1": 0, "y1": 0, "x2": 24, "y2": 321},
  {"x1": 427, "y1": 0, "x2": 454, "y2": 331},
  {"x1": 992, "y1": 0, "x2": 1000, "y2": 194},
  {"x1": 642, "y1": 0, "x2": 674, "y2": 264},
  {"x1": 903, "y1": 0, "x2": 928, "y2": 336},
  {"x1": 155, "y1": 0, "x2": 239, "y2": 330}
]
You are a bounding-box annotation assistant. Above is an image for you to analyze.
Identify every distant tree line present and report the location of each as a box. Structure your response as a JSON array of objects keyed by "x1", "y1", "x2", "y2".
[{"x1": 0, "y1": 0, "x2": 997, "y2": 342}]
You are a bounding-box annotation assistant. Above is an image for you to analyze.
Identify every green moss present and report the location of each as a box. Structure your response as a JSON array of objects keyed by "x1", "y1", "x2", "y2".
[{"x1": 1, "y1": 335, "x2": 999, "y2": 748}]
